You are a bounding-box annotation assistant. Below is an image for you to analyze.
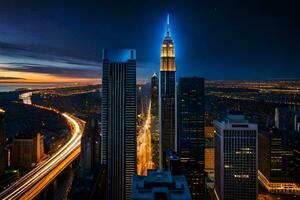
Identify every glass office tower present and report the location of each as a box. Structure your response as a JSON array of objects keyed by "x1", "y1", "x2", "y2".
[
  {"x1": 177, "y1": 77, "x2": 205, "y2": 199},
  {"x1": 214, "y1": 112, "x2": 258, "y2": 200},
  {"x1": 101, "y1": 49, "x2": 136, "y2": 200}
]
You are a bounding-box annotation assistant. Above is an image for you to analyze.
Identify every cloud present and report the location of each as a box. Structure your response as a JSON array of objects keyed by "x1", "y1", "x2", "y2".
[
  {"x1": 0, "y1": 40, "x2": 102, "y2": 79},
  {"x1": 0, "y1": 64, "x2": 100, "y2": 78},
  {"x1": 0, "y1": 40, "x2": 101, "y2": 67},
  {"x1": 0, "y1": 76, "x2": 26, "y2": 80},
  {"x1": 0, "y1": 40, "x2": 155, "y2": 80}
]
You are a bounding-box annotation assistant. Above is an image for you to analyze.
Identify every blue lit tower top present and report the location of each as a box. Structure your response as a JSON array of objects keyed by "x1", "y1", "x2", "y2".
[{"x1": 160, "y1": 14, "x2": 175, "y2": 71}]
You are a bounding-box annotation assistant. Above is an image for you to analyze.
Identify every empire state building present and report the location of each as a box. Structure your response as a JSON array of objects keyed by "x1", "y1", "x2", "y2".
[{"x1": 159, "y1": 14, "x2": 176, "y2": 168}]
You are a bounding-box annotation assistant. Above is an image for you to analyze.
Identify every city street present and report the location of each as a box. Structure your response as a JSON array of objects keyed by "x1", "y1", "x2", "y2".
[{"x1": 137, "y1": 101, "x2": 154, "y2": 176}]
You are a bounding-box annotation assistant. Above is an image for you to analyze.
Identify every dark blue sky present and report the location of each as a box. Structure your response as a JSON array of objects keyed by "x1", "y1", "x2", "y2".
[{"x1": 0, "y1": 0, "x2": 299, "y2": 81}]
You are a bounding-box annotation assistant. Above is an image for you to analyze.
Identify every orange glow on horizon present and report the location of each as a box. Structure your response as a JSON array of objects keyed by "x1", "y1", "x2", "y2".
[{"x1": 0, "y1": 68, "x2": 100, "y2": 84}]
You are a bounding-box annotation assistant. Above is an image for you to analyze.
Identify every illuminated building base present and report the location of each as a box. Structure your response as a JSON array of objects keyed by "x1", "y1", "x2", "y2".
[{"x1": 258, "y1": 170, "x2": 300, "y2": 195}]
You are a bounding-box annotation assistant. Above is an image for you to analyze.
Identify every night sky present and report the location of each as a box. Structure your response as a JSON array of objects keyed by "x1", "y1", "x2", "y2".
[{"x1": 0, "y1": 0, "x2": 299, "y2": 83}]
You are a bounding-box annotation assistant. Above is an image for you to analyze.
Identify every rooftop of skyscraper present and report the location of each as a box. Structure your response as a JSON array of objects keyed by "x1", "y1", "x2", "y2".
[
  {"x1": 213, "y1": 111, "x2": 260, "y2": 132},
  {"x1": 217, "y1": 111, "x2": 249, "y2": 124},
  {"x1": 102, "y1": 49, "x2": 136, "y2": 62},
  {"x1": 226, "y1": 112, "x2": 248, "y2": 123},
  {"x1": 132, "y1": 170, "x2": 192, "y2": 200}
]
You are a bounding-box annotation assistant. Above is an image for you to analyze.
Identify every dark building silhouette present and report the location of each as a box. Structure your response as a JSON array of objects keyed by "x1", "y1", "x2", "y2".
[
  {"x1": 258, "y1": 128, "x2": 300, "y2": 195},
  {"x1": 274, "y1": 107, "x2": 300, "y2": 131},
  {"x1": 101, "y1": 49, "x2": 136, "y2": 200},
  {"x1": 177, "y1": 77, "x2": 205, "y2": 200},
  {"x1": 159, "y1": 15, "x2": 176, "y2": 169},
  {"x1": 165, "y1": 149, "x2": 181, "y2": 175},
  {"x1": 80, "y1": 118, "x2": 101, "y2": 176},
  {"x1": 214, "y1": 112, "x2": 258, "y2": 200},
  {"x1": 11, "y1": 132, "x2": 44, "y2": 168},
  {"x1": 70, "y1": 165, "x2": 107, "y2": 200},
  {"x1": 151, "y1": 73, "x2": 160, "y2": 169},
  {"x1": 0, "y1": 108, "x2": 6, "y2": 174},
  {"x1": 151, "y1": 73, "x2": 159, "y2": 117}
]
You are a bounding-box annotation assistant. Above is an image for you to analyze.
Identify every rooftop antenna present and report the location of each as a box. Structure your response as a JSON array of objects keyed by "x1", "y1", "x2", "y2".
[{"x1": 166, "y1": 14, "x2": 170, "y2": 36}]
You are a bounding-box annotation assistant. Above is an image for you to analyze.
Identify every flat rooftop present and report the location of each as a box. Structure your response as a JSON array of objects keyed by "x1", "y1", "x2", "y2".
[
  {"x1": 132, "y1": 170, "x2": 192, "y2": 200},
  {"x1": 144, "y1": 170, "x2": 173, "y2": 183},
  {"x1": 103, "y1": 49, "x2": 136, "y2": 62}
]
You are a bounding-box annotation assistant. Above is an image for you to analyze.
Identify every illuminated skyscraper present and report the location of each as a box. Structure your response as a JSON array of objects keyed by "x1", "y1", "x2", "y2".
[
  {"x1": 214, "y1": 112, "x2": 258, "y2": 200},
  {"x1": 159, "y1": 15, "x2": 176, "y2": 168},
  {"x1": 0, "y1": 108, "x2": 5, "y2": 174},
  {"x1": 101, "y1": 49, "x2": 136, "y2": 200}
]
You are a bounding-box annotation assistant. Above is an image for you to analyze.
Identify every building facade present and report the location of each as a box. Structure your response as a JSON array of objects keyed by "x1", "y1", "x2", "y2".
[
  {"x1": 101, "y1": 49, "x2": 136, "y2": 200},
  {"x1": 11, "y1": 132, "x2": 44, "y2": 168},
  {"x1": 214, "y1": 112, "x2": 258, "y2": 200},
  {"x1": 159, "y1": 15, "x2": 177, "y2": 169},
  {"x1": 258, "y1": 128, "x2": 300, "y2": 195},
  {"x1": 80, "y1": 118, "x2": 100, "y2": 176},
  {"x1": 177, "y1": 77, "x2": 205, "y2": 199},
  {"x1": 205, "y1": 126, "x2": 215, "y2": 173}
]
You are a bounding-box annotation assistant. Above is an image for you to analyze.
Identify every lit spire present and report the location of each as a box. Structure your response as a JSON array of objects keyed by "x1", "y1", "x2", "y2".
[{"x1": 166, "y1": 14, "x2": 170, "y2": 37}]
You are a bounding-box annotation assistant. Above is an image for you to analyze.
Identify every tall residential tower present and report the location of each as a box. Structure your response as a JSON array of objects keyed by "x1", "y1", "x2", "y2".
[
  {"x1": 159, "y1": 15, "x2": 176, "y2": 169},
  {"x1": 101, "y1": 49, "x2": 137, "y2": 200}
]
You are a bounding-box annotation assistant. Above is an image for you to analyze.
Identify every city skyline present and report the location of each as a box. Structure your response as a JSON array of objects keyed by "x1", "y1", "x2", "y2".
[
  {"x1": 1, "y1": 1, "x2": 300, "y2": 84},
  {"x1": 0, "y1": 1, "x2": 299, "y2": 200}
]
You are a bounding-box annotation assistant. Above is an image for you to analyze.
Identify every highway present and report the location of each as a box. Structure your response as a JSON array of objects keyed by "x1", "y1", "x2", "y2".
[
  {"x1": 137, "y1": 101, "x2": 154, "y2": 176},
  {"x1": 0, "y1": 104, "x2": 84, "y2": 200}
]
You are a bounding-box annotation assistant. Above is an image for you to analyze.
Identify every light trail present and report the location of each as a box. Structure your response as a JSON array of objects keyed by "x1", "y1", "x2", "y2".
[
  {"x1": 137, "y1": 101, "x2": 154, "y2": 176},
  {"x1": 0, "y1": 104, "x2": 84, "y2": 200},
  {"x1": 258, "y1": 170, "x2": 300, "y2": 195}
]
